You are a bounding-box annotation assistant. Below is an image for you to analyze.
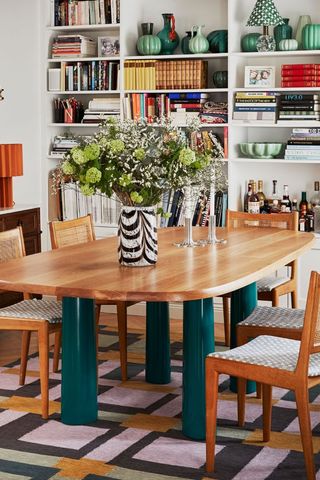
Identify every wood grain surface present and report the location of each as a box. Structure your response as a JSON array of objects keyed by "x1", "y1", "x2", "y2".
[{"x1": 0, "y1": 227, "x2": 314, "y2": 302}]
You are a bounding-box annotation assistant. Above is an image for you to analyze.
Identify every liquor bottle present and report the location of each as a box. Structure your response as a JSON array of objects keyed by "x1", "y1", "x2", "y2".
[
  {"x1": 280, "y1": 184, "x2": 292, "y2": 213},
  {"x1": 299, "y1": 192, "x2": 308, "y2": 231},
  {"x1": 271, "y1": 179, "x2": 281, "y2": 203},
  {"x1": 299, "y1": 192, "x2": 308, "y2": 213},
  {"x1": 270, "y1": 199, "x2": 280, "y2": 213},
  {"x1": 244, "y1": 182, "x2": 252, "y2": 212},
  {"x1": 260, "y1": 199, "x2": 271, "y2": 214},
  {"x1": 248, "y1": 182, "x2": 260, "y2": 214},
  {"x1": 311, "y1": 181, "x2": 320, "y2": 208},
  {"x1": 292, "y1": 199, "x2": 298, "y2": 211},
  {"x1": 257, "y1": 180, "x2": 266, "y2": 208},
  {"x1": 306, "y1": 203, "x2": 314, "y2": 232}
]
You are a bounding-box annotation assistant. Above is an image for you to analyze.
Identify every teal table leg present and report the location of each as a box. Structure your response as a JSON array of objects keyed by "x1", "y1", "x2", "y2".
[
  {"x1": 146, "y1": 302, "x2": 170, "y2": 384},
  {"x1": 61, "y1": 297, "x2": 97, "y2": 425},
  {"x1": 183, "y1": 298, "x2": 214, "y2": 440},
  {"x1": 230, "y1": 282, "x2": 257, "y2": 393}
]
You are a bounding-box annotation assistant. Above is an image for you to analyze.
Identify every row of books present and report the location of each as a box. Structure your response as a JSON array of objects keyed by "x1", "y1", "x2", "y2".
[
  {"x1": 124, "y1": 60, "x2": 208, "y2": 90},
  {"x1": 54, "y1": 0, "x2": 120, "y2": 26},
  {"x1": 278, "y1": 93, "x2": 320, "y2": 122},
  {"x1": 281, "y1": 63, "x2": 320, "y2": 88},
  {"x1": 284, "y1": 128, "x2": 320, "y2": 160},
  {"x1": 50, "y1": 135, "x2": 83, "y2": 157},
  {"x1": 82, "y1": 97, "x2": 120, "y2": 123},
  {"x1": 52, "y1": 35, "x2": 96, "y2": 58},
  {"x1": 233, "y1": 91, "x2": 277, "y2": 123},
  {"x1": 57, "y1": 60, "x2": 120, "y2": 91}
]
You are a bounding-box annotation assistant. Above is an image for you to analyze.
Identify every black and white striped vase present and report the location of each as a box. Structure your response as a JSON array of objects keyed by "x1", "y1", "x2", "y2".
[{"x1": 118, "y1": 206, "x2": 158, "y2": 267}]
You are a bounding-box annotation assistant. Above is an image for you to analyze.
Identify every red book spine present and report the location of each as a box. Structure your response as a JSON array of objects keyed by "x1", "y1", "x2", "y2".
[
  {"x1": 282, "y1": 63, "x2": 320, "y2": 69},
  {"x1": 281, "y1": 69, "x2": 320, "y2": 76},
  {"x1": 223, "y1": 126, "x2": 228, "y2": 158},
  {"x1": 281, "y1": 80, "x2": 320, "y2": 87},
  {"x1": 147, "y1": 97, "x2": 155, "y2": 123},
  {"x1": 281, "y1": 75, "x2": 320, "y2": 81}
]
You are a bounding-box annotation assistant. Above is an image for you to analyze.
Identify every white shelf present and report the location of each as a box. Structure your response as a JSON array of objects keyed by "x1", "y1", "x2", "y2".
[
  {"x1": 48, "y1": 24, "x2": 120, "y2": 31},
  {"x1": 124, "y1": 53, "x2": 228, "y2": 60},
  {"x1": 47, "y1": 90, "x2": 120, "y2": 95},
  {"x1": 48, "y1": 123, "x2": 101, "y2": 127},
  {"x1": 231, "y1": 157, "x2": 320, "y2": 164},
  {"x1": 231, "y1": 122, "x2": 320, "y2": 128},
  {"x1": 124, "y1": 89, "x2": 228, "y2": 94},
  {"x1": 48, "y1": 155, "x2": 64, "y2": 160},
  {"x1": 231, "y1": 50, "x2": 320, "y2": 57},
  {"x1": 233, "y1": 87, "x2": 320, "y2": 92},
  {"x1": 48, "y1": 56, "x2": 120, "y2": 62}
]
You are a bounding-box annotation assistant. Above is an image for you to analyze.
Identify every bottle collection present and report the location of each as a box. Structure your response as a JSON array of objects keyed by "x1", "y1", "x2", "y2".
[{"x1": 243, "y1": 179, "x2": 320, "y2": 232}]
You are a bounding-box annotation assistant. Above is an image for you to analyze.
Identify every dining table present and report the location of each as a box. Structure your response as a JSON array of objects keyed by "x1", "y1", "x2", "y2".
[{"x1": 0, "y1": 226, "x2": 314, "y2": 441}]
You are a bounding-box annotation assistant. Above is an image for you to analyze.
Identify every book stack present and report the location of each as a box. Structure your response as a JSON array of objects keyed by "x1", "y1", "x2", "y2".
[
  {"x1": 50, "y1": 136, "x2": 84, "y2": 157},
  {"x1": 284, "y1": 128, "x2": 320, "y2": 160},
  {"x1": 54, "y1": 0, "x2": 120, "y2": 26},
  {"x1": 200, "y1": 100, "x2": 228, "y2": 124},
  {"x1": 82, "y1": 97, "x2": 120, "y2": 124},
  {"x1": 124, "y1": 60, "x2": 208, "y2": 90},
  {"x1": 169, "y1": 93, "x2": 208, "y2": 125},
  {"x1": 233, "y1": 91, "x2": 277, "y2": 123},
  {"x1": 59, "y1": 60, "x2": 119, "y2": 91},
  {"x1": 52, "y1": 35, "x2": 96, "y2": 58},
  {"x1": 278, "y1": 93, "x2": 320, "y2": 123},
  {"x1": 281, "y1": 64, "x2": 320, "y2": 87},
  {"x1": 123, "y1": 93, "x2": 171, "y2": 122}
]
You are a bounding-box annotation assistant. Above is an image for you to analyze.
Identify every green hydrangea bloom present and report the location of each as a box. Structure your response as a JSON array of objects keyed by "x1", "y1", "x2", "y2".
[
  {"x1": 110, "y1": 139, "x2": 125, "y2": 154},
  {"x1": 85, "y1": 167, "x2": 102, "y2": 184},
  {"x1": 179, "y1": 148, "x2": 196, "y2": 166},
  {"x1": 80, "y1": 184, "x2": 95, "y2": 196},
  {"x1": 133, "y1": 148, "x2": 146, "y2": 161},
  {"x1": 119, "y1": 173, "x2": 132, "y2": 187},
  {"x1": 84, "y1": 143, "x2": 100, "y2": 161},
  {"x1": 61, "y1": 160, "x2": 75, "y2": 175},
  {"x1": 130, "y1": 191, "x2": 143, "y2": 204},
  {"x1": 71, "y1": 147, "x2": 88, "y2": 165}
]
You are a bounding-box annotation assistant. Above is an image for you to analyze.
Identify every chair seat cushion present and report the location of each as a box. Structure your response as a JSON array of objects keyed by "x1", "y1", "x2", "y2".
[
  {"x1": 257, "y1": 275, "x2": 291, "y2": 292},
  {"x1": 0, "y1": 299, "x2": 62, "y2": 324},
  {"x1": 237, "y1": 305, "x2": 304, "y2": 329},
  {"x1": 208, "y1": 335, "x2": 320, "y2": 376}
]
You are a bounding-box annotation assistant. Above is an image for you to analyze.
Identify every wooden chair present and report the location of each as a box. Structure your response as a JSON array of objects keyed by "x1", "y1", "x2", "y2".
[
  {"x1": 49, "y1": 214, "x2": 136, "y2": 381},
  {"x1": 0, "y1": 227, "x2": 62, "y2": 419},
  {"x1": 222, "y1": 210, "x2": 299, "y2": 346},
  {"x1": 206, "y1": 270, "x2": 320, "y2": 480}
]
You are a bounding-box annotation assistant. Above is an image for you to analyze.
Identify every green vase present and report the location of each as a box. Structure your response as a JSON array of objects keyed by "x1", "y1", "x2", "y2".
[
  {"x1": 295, "y1": 15, "x2": 312, "y2": 49},
  {"x1": 181, "y1": 31, "x2": 192, "y2": 54},
  {"x1": 274, "y1": 18, "x2": 292, "y2": 50},
  {"x1": 189, "y1": 25, "x2": 209, "y2": 54},
  {"x1": 241, "y1": 32, "x2": 260, "y2": 52},
  {"x1": 137, "y1": 23, "x2": 161, "y2": 55},
  {"x1": 302, "y1": 24, "x2": 320, "y2": 50},
  {"x1": 213, "y1": 70, "x2": 228, "y2": 88},
  {"x1": 207, "y1": 30, "x2": 228, "y2": 53},
  {"x1": 157, "y1": 13, "x2": 179, "y2": 55}
]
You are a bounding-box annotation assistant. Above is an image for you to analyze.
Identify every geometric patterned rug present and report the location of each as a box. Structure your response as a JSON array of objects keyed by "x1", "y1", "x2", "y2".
[{"x1": 0, "y1": 325, "x2": 319, "y2": 480}]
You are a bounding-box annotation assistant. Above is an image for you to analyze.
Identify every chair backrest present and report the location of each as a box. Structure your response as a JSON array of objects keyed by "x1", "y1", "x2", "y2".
[
  {"x1": 226, "y1": 210, "x2": 299, "y2": 231},
  {"x1": 0, "y1": 227, "x2": 25, "y2": 262},
  {"x1": 49, "y1": 214, "x2": 95, "y2": 249}
]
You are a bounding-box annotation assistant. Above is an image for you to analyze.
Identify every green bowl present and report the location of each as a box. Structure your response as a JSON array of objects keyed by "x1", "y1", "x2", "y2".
[{"x1": 239, "y1": 142, "x2": 284, "y2": 159}]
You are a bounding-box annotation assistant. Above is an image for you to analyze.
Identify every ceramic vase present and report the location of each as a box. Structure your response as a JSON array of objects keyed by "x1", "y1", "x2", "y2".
[
  {"x1": 207, "y1": 29, "x2": 228, "y2": 53},
  {"x1": 279, "y1": 38, "x2": 298, "y2": 50},
  {"x1": 118, "y1": 206, "x2": 158, "y2": 267},
  {"x1": 189, "y1": 25, "x2": 209, "y2": 54},
  {"x1": 302, "y1": 24, "x2": 320, "y2": 50},
  {"x1": 274, "y1": 18, "x2": 292, "y2": 50},
  {"x1": 241, "y1": 32, "x2": 260, "y2": 52},
  {"x1": 295, "y1": 15, "x2": 312, "y2": 49},
  {"x1": 181, "y1": 31, "x2": 192, "y2": 54},
  {"x1": 157, "y1": 13, "x2": 179, "y2": 55},
  {"x1": 213, "y1": 70, "x2": 228, "y2": 88},
  {"x1": 136, "y1": 23, "x2": 161, "y2": 55}
]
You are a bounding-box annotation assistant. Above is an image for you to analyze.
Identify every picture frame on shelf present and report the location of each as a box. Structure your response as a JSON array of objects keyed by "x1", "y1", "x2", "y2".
[
  {"x1": 98, "y1": 36, "x2": 120, "y2": 57},
  {"x1": 244, "y1": 66, "x2": 275, "y2": 88}
]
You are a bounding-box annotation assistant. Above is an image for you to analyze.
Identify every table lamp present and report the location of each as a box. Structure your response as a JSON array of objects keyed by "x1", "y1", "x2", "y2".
[
  {"x1": 246, "y1": 0, "x2": 284, "y2": 52},
  {"x1": 0, "y1": 144, "x2": 23, "y2": 208}
]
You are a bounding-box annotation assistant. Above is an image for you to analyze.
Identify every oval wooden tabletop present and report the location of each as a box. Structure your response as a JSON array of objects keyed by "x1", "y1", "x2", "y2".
[{"x1": 0, "y1": 227, "x2": 314, "y2": 302}]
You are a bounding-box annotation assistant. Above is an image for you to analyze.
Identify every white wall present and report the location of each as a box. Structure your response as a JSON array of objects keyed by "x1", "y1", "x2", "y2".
[{"x1": 0, "y1": 0, "x2": 41, "y2": 206}]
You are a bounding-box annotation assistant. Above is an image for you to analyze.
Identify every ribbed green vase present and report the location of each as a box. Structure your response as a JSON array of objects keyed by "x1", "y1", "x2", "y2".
[{"x1": 302, "y1": 24, "x2": 320, "y2": 50}]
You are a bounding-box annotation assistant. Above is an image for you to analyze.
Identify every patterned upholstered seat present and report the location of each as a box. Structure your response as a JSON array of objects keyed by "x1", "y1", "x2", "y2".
[
  {"x1": 208, "y1": 335, "x2": 320, "y2": 376},
  {"x1": 257, "y1": 275, "x2": 290, "y2": 292},
  {"x1": 237, "y1": 305, "x2": 304, "y2": 329},
  {"x1": 0, "y1": 299, "x2": 62, "y2": 324}
]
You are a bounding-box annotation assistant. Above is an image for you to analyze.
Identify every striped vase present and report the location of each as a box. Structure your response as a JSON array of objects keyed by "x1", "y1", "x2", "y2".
[{"x1": 118, "y1": 206, "x2": 158, "y2": 267}]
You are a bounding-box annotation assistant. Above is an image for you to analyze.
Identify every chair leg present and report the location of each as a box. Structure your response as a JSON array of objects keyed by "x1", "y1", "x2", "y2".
[
  {"x1": 256, "y1": 383, "x2": 262, "y2": 399},
  {"x1": 117, "y1": 302, "x2": 128, "y2": 382},
  {"x1": 271, "y1": 290, "x2": 280, "y2": 307},
  {"x1": 52, "y1": 329, "x2": 61, "y2": 373},
  {"x1": 291, "y1": 289, "x2": 298, "y2": 309},
  {"x1": 38, "y1": 323, "x2": 49, "y2": 420},
  {"x1": 19, "y1": 331, "x2": 31, "y2": 386},
  {"x1": 222, "y1": 296, "x2": 230, "y2": 347},
  {"x1": 206, "y1": 364, "x2": 219, "y2": 473},
  {"x1": 237, "y1": 377, "x2": 246, "y2": 427},
  {"x1": 262, "y1": 384, "x2": 272, "y2": 442},
  {"x1": 295, "y1": 387, "x2": 315, "y2": 480}
]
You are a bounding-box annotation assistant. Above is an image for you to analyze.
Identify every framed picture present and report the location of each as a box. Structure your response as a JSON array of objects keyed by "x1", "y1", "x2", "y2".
[
  {"x1": 244, "y1": 66, "x2": 275, "y2": 88},
  {"x1": 98, "y1": 36, "x2": 120, "y2": 57}
]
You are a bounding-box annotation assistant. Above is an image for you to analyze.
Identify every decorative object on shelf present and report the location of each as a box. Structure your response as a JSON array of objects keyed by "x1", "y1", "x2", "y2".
[
  {"x1": 302, "y1": 24, "x2": 320, "y2": 50},
  {"x1": 207, "y1": 30, "x2": 228, "y2": 53},
  {"x1": 274, "y1": 18, "x2": 292, "y2": 50},
  {"x1": 241, "y1": 32, "x2": 261, "y2": 52},
  {"x1": 0, "y1": 88, "x2": 4, "y2": 101},
  {"x1": 279, "y1": 38, "x2": 298, "y2": 50},
  {"x1": 157, "y1": 13, "x2": 179, "y2": 55},
  {"x1": 189, "y1": 25, "x2": 209, "y2": 54},
  {"x1": 98, "y1": 35, "x2": 120, "y2": 57},
  {"x1": 246, "y1": 0, "x2": 284, "y2": 52},
  {"x1": 0, "y1": 144, "x2": 23, "y2": 208},
  {"x1": 213, "y1": 71, "x2": 228, "y2": 88},
  {"x1": 57, "y1": 118, "x2": 216, "y2": 264},
  {"x1": 239, "y1": 142, "x2": 284, "y2": 159},
  {"x1": 244, "y1": 65, "x2": 275, "y2": 88},
  {"x1": 295, "y1": 15, "x2": 312, "y2": 49},
  {"x1": 136, "y1": 23, "x2": 161, "y2": 56},
  {"x1": 181, "y1": 31, "x2": 192, "y2": 54}
]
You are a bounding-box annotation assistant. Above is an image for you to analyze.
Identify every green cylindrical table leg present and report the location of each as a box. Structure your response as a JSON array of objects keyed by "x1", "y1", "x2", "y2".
[
  {"x1": 146, "y1": 302, "x2": 171, "y2": 384},
  {"x1": 61, "y1": 297, "x2": 97, "y2": 424},
  {"x1": 183, "y1": 298, "x2": 214, "y2": 440},
  {"x1": 230, "y1": 282, "x2": 257, "y2": 393}
]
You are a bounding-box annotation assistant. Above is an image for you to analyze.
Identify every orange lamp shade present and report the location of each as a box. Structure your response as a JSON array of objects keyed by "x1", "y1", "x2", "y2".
[{"x1": 0, "y1": 144, "x2": 23, "y2": 208}]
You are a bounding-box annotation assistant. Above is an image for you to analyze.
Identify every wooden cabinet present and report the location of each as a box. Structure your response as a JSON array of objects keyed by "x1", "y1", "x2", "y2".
[{"x1": 0, "y1": 207, "x2": 41, "y2": 307}]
